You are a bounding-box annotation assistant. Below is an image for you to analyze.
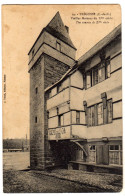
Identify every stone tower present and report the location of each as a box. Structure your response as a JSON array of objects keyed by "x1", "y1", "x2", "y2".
[{"x1": 28, "y1": 12, "x2": 76, "y2": 170}]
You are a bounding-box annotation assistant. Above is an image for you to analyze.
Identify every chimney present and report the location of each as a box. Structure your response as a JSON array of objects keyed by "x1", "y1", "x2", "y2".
[{"x1": 65, "y1": 25, "x2": 69, "y2": 33}]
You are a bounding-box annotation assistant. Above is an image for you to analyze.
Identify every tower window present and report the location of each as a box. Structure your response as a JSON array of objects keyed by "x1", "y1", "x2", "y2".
[
  {"x1": 58, "y1": 114, "x2": 63, "y2": 126},
  {"x1": 56, "y1": 41, "x2": 61, "y2": 51},
  {"x1": 35, "y1": 117, "x2": 37, "y2": 123},
  {"x1": 32, "y1": 49, "x2": 35, "y2": 58},
  {"x1": 35, "y1": 87, "x2": 38, "y2": 94}
]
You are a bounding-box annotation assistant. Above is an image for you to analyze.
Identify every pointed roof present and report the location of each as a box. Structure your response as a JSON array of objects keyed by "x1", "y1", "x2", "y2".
[
  {"x1": 28, "y1": 12, "x2": 76, "y2": 55},
  {"x1": 44, "y1": 12, "x2": 76, "y2": 50}
]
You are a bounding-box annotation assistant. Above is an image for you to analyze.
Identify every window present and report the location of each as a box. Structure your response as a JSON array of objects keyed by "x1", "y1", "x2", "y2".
[
  {"x1": 57, "y1": 83, "x2": 62, "y2": 93},
  {"x1": 47, "y1": 111, "x2": 49, "y2": 119},
  {"x1": 76, "y1": 111, "x2": 80, "y2": 124},
  {"x1": 56, "y1": 42, "x2": 61, "y2": 51},
  {"x1": 89, "y1": 145, "x2": 96, "y2": 163},
  {"x1": 109, "y1": 145, "x2": 122, "y2": 165},
  {"x1": 35, "y1": 87, "x2": 38, "y2": 94},
  {"x1": 35, "y1": 117, "x2": 37, "y2": 123},
  {"x1": 58, "y1": 114, "x2": 64, "y2": 126},
  {"x1": 76, "y1": 148, "x2": 84, "y2": 161},
  {"x1": 32, "y1": 49, "x2": 34, "y2": 58},
  {"x1": 87, "y1": 99, "x2": 112, "y2": 127},
  {"x1": 48, "y1": 91, "x2": 52, "y2": 98},
  {"x1": 86, "y1": 58, "x2": 110, "y2": 89},
  {"x1": 93, "y1": 63, "x2": 105, "y2": 85}
]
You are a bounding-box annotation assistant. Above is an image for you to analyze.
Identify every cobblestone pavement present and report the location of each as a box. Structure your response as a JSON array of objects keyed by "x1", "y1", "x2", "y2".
[
  {"x1": 3, "y1": 169, "x2": 110, "y2": 193},
  {"x1": 32, "y1": 169, "x2": 123, "y2": 192},
  {"x1": 3, "y1": 169, "x2": 122, "y2": 193}
]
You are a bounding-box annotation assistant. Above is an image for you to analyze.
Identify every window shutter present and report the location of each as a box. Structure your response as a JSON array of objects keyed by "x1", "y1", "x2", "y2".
[
  {"x1": 87, "y1": 107, "x2": 91, "y2": 126},
  {"x1": 94, "y1": 104, "x2": 98, "y2": 126},
  {"x1": 83, "y1": 74, "x2": 86, "y2": 89},
  {"x1": 107, "y1": 99, "x2": 112, "y2": 123},
  {"x1": 86, "y1": 72, "x2": 91, "y2": 89},
  {"x1": 93, "y1": 67, "x2": 98, "y2": 85},
  {"x1": 97, "y1": 103, "x2": 103, "y2": 125},
  {"x1": 91, "y1": 106, "x2": 95, "y2": 126},
  {"x1": 106, "y1": 59, "x2": 111, "y2": 78}
]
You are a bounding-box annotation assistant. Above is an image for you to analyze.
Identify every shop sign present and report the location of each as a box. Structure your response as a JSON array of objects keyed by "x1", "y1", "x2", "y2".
[{"x1": 48, "y1": 127, "x2": 69, "y2": 140}]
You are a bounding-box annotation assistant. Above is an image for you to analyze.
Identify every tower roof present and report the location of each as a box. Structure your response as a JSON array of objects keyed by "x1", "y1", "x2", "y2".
[
  {"x1": 44, "y1": 12, "x2": 76, "y2": 50},
  {"x1": 28, "y1": 12, "x2": 76, "y2": 55}
]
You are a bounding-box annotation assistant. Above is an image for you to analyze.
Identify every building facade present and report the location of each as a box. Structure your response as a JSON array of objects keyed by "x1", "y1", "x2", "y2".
[{"x1": 28, "y1": 12, "x2": 122, "y2": 172}]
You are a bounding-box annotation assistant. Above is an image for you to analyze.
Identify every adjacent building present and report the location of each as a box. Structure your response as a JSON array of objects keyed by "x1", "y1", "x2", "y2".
[{"x1": 28, "y1": 12, "x2": 122, "y2": 173}]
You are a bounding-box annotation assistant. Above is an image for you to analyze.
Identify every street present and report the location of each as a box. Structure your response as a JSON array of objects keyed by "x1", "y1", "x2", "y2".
[
  {"x1": 3, "y1": 152, "x2": 122, "y2": 193},
  {"x1": 3, "y1": 169, "x2": 107, "y2": 193}
]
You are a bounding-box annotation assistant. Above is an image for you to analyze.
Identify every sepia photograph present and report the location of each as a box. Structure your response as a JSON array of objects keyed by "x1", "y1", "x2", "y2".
[{"x1": 2, "y1": 4, "x2": 123, "y2": 193}]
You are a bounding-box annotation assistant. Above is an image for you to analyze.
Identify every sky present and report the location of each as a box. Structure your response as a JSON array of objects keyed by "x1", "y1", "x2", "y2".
[{"x1": 2, "y1": 4, "x2": 121, "y2": 139}]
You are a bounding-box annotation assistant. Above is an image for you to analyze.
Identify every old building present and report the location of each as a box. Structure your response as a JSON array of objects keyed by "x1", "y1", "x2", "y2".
[
  {"x1": 28, "y1": 12, "x2": 76, "y2": 169},
  {"x1": 28, "y1": 12, "x2": 122, "y2": 173}
]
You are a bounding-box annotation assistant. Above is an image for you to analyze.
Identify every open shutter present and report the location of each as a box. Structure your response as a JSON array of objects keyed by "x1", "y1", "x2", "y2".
[
  {"x1": 91, "y1": 106, "x2": 95, "y2": 126},
  {"x1": 86, "y1": 72, "x2": 91, "y2": 89},
  {"x1": 87, "y1": 107, "x2": 91, "y2": 126},
  {"x1": 94, "y1": 104, "x2": 98, "y2": 126},
  {"x1": 106, "y1": 58, "x2": 111, "y2": 79},
  {"x1": 107, "y1": 99, "x2": 113, "y2": 123}
]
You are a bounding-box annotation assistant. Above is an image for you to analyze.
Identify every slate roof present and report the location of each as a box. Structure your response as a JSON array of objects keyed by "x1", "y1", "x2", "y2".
[
  {"x1": 28, "y1": 12, "x2": 76, "y2": 54},
  {"x1": 45, "y1": 23, "x2": 121, "y2": 92},
  {"x1": 45, "y1": 12, "x2": 76, "y2": 50},
  {"x1": 78, "y1": 24, "x2": 121, "y2": 66}
]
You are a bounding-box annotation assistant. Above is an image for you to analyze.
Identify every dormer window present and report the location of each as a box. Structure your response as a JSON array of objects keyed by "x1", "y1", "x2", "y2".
[{"x1": 56, "y1": 41, "x2": 61, "y2": 51}]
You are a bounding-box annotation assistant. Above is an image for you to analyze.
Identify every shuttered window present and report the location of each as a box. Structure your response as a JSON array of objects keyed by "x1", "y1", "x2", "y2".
[
  {"x1": 85, "y1": 58, "x2": 110, "y2": 89},
  {"x1": 87, "y1": 99, "x2": 112, "y2": 127}
]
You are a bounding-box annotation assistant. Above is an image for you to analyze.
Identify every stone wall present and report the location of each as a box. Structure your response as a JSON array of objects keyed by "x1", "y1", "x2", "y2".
[
  {"x1": 30, "y1": 52, "x2": 72, "y2": 169},
  {"x1": 30, "y1": 56, "x2": 45, "y2": 170}
]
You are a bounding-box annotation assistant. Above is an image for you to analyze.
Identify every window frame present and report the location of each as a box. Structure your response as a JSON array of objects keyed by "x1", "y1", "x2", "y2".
[
  {"x1": 87, "y1": 99, "x2": 112, "y2": 127},
  {"x1": 35, "y1": 87, "x2": 38, "y2": 94},
  {"x1": 56, "y1": 41, "x2": 61, "y2": 52},
  {"x1": 85, "y1": 57, "x2": 111, "y2": 89},
  {"x1": 109, "y1": 145, "x2": 122, "y2": 165},
  {"x1": 76, "y1": 111, "x2": 80, "y2": 124},
  {"x1": 35, "y1": 116, "x2": 37, "y2": 123},
  {"x1": 58, "y1": 114, "x2": 64, "y2": 127},
  {"x1": 89, "y1": 145, "x2": 96, "y2": 163},
  {"x1": 32, "y1": 49, "x2": 35, "y2": 59},
  {"x1": 57, "y1": 83, "x2": 62, "y2": 93}
]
